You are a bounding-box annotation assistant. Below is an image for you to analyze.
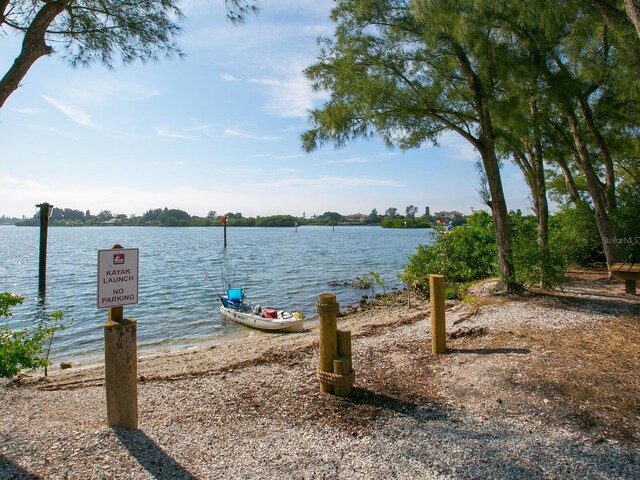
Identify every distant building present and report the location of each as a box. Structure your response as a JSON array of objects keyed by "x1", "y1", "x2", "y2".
[
  {"x1": 346, "y1": 213, "x2": 366, "y2": 223},
  {"x1": 434, "y1": 210, "x2": 464, "y2": 220}
]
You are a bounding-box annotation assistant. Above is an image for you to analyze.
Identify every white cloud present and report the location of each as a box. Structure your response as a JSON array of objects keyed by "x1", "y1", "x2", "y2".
[
  {"x1": 249, "y1": 77, "x2": 282, "y2": 86},
  {"x1": 156, "y1": 127, "x2": 200, "y2": 141},
  {"x1": 224, "y1": 128, "x2": 280, "y2": 141},
  {"x1": 304, "y1": 24, "x2": 333, "y2": 36},
  {"x1": 261, "y1": 69, "x2": 326, "y2": 118},
  {"x1": 274, "y1": 175, "x2": 403, "y2": 189},
  {"x1": 217, "y1": 69, "x2": 323, "y2": 118},
  {"x1": 42, "y1": 96, "x2": 94, "y2": 126},
  {"x1": 8, "y1": 106, "x2": 42, "y2": 114},
  {"x1": 273, "y1": 154, "x2": 305, "y2": 160},
  {"x1": 70, "y1": 80, "x2": 162, "y2": 107},
  {"x1": 437, "y1": 131, "x2": 479, "y2": 162},
  {"x1": 0, "y1": 177, "x2": 52, "y2": 216},
  {"x1": 322, "y1": 156, "x2": 383, "y2": 165}
]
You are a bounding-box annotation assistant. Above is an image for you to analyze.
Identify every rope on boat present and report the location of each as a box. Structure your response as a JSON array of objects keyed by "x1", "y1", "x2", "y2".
[{"x1": 316, "y1": 368, "x2": 356, "y2": 388}]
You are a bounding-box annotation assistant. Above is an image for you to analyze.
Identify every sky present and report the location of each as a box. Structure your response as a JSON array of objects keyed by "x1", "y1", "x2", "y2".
[{"x1": 0, "y1": 0, "x2": 531, "y2": 220}]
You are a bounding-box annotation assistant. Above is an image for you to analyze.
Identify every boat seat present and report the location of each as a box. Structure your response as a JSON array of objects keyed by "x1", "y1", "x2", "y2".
[{"x1": 227, "y1": 288, "x2": 244, "y2": 305}]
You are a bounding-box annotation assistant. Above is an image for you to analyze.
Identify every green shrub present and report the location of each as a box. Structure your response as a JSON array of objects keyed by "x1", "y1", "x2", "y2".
[
  {"x1": 550, "y1": 202, "x2": 603, "y2": 266},
  {"x1": 0, "y1": 292, "x2": 64, "y2": 378},
  {"x1": 511, "y1": 212, "x2": 567, "y2": 289},
  {"x1": 402, "y1": 211, "x2": 498, "y2": 298},
  {"x1": 403, "y1": 209, "x2": 571, "y2": 298},
  {"x1": 361, "y1": 271, "x2": 387, "y2": 300},
  {"x1": 612, "y1": 185, "x2": 640, "y2": 262}
]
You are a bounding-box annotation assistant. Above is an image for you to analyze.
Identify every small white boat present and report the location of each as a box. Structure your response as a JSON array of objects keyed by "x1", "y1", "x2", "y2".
[{"x1": 219, "y1": 288, "x2": 305, "y2": 332}]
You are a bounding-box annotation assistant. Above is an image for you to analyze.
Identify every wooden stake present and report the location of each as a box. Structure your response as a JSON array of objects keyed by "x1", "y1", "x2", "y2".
[
  {"x1": 318, "y1": 293, "x2": 338, "y2": 394},
  {"x1": 430, "y1": 274, "x2": 447, "y2": 354}
]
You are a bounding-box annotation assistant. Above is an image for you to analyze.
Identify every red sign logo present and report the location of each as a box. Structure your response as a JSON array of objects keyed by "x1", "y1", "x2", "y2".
[
  {"x1": 113, "y1": 253, "x2": 125, "y2": 265},
  {"x1": 221, "y1": 217, "x2": 227, "y2": 224}
]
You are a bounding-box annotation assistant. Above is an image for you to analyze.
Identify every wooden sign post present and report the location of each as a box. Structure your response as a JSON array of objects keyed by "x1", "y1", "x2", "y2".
[
  {"x1": 104, "y1": 306, "x2": 138, "y2": 429},
  {"x1": 98, "y1": 244, "x2": 139, "y2": 429}
]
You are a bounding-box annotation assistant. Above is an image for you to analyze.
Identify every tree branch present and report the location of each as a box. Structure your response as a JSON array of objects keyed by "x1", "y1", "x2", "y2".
[{"x1": 0, "y1": 1, "x2": 70, "y2": 108}]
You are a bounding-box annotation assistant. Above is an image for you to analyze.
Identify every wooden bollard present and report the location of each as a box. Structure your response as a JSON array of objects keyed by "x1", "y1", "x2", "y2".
[
  {"x1": 430, "y1": 274, "x2": 447, "y2": 354},
  {"x1": 317, "y1": 293, "x2": 339, "y2": 394},
  {"x1": 334, "y1": 329, "x2": 352, "y2": 396}
]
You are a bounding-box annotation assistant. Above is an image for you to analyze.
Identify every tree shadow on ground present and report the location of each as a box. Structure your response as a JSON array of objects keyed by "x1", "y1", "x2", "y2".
[
  {"x1": 0, "y1": 454, "x2": 40, "y2": 479},
  {"x1": 114, "y1": 427, "x2": 197, "y2": 480}
]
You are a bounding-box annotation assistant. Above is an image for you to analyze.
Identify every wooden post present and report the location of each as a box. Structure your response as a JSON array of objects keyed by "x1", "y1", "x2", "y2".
[
  {"x1": 103, "y1": 245, "x2": 138, "y2": 429},
  {"x1": 317, "y1": 293, "x2": 338, "y2": 394},
  {"x1": 430, "y1": 274, "x2": 447, "y2": 354},
  {"x1": 36, "y1": 202, "x2": 52, "y2": 294},
  {"x1": 334, "y1": 330, "x2": 352, "y2": 396}
]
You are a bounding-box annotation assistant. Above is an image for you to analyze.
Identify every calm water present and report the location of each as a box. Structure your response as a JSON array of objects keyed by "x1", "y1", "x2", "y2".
[{"x1": 0, "y1": 226, "x2": 433, "y2": 363}]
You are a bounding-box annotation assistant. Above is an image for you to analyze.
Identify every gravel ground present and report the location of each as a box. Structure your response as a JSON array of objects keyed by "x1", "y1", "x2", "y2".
[{"x1": 1, "y1": 273, "x2": 638, "y2": 479}]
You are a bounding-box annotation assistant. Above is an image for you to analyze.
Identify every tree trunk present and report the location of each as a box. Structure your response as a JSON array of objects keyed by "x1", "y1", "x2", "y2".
[
  {"x1": 480, "y1": 143, "x2": 517, "y2": 292},
  {"x1": 567, "y1": 113, "x2": 620, "y2": 268},
  {"x1": 579, "y1": 97, "x2": 617, "y2": 212},
  {"x1": 453, "y1": 41, "x2": 518, "y2": 292},
  {"x1": 0, "y1": 1, "x2": 68, "y2": 109},
  {"x1": 531, "y1": 155, "x2": 550, "y2": 288},
  {"x1": 557, "y1": 155, "x2": 582, "y2": 203},
  {"x1": 626, "y1": 0, "x2": 640, "y2": 39},
  {"x1": 529, "y1": 98, "x2": 549, "y2": 255}
]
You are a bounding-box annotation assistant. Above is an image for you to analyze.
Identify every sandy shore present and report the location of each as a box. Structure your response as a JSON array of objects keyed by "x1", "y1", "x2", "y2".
[{"x1": 1, "y1": 272, "x2": 639, "y2": 479}]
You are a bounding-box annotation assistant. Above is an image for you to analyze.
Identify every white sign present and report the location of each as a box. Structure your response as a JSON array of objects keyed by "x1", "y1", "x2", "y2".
[{"x1": 97, "y1": 248, "x2": 139, "y2": 309}]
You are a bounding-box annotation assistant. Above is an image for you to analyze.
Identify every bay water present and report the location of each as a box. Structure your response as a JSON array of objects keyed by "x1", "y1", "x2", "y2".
[{"x1": 0, "y1": 226, "x2": 433, "y2": 363}]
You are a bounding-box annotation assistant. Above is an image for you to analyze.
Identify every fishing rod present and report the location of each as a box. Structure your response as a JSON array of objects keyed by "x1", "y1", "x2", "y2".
[{"x1": 197, "y1": 256, "x2": 224, "y2": 302}]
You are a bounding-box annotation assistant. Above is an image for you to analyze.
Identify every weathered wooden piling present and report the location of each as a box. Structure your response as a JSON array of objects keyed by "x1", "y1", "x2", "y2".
[
  {"x1": 36, "y1": 202, "x2": 52, "y2": 294},
  {"x1": 316, "y1": 293, "x2": 355, "y2": 396},
  {"x1": 429, "y1": 274, "x2": 447, "y2": 354},
  {"x1": 317, "y1": 293, "x2": 338, "y2": 394}
]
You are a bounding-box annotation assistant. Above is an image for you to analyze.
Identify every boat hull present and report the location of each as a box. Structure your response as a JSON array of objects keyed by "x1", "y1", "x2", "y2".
[{"x1": 220, "y1": 305, "x2": 305, "y2": 332}]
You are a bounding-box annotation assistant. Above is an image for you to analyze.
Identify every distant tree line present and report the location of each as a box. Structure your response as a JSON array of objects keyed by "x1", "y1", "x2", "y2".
[
  {"x1": 14, "y1": 206, "x2": 467, "y2": 228},
  {"x1": 0, "y1": 215, "x2": 24, "y2": 225}
]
